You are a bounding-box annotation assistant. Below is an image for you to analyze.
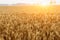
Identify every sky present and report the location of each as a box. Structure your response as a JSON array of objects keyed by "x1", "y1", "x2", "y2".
[{"x1": 0, "y1": 0, "x2": 60, "y2": 4}]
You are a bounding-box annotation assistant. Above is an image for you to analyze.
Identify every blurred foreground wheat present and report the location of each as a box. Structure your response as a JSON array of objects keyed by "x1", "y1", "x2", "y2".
[{"x1": 0, "y1": 12, "x2": 60, "y2": 40}]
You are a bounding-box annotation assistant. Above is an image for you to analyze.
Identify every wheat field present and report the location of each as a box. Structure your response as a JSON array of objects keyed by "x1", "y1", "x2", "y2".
[{"x1": 0, "y1": 6, "x2": 60, "y2": 40}]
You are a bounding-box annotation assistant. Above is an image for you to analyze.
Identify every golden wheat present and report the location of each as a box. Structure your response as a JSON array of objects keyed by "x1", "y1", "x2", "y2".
[{"x1": 0, "y1": 8, "x2": 60, "y2": 40}]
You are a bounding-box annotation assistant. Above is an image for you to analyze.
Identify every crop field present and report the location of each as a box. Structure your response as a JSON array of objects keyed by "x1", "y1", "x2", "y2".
[{"x1": 0, "y1": 6, "x2": 60, "y2": 40}]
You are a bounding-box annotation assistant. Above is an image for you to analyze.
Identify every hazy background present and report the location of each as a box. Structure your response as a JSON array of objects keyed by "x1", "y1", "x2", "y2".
[
  {"x1": 0, "y1": 0, "x2": 60, "y2": 14},
  {"x1": 0, "y1": 0, "x2": 60, "y2": 5}
]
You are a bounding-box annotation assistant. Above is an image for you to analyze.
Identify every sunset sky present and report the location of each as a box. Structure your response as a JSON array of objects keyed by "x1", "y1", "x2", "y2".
[{"x1": 0, "y1": 0, "x2": 60, "y2": 4}]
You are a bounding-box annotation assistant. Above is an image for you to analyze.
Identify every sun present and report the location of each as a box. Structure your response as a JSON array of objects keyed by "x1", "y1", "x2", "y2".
[{"x1": 40, "y1": 0, "x2": 50, "y2": 6}]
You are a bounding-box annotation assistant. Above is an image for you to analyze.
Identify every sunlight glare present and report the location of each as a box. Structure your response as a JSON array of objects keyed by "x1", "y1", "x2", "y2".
[{"x1": 40, "y1": 0, "x2": 50, "y2": 6}]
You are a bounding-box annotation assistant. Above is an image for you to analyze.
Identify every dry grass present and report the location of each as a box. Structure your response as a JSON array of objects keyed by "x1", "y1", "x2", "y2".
[{"x1": 0, "y1": 8, "x2": 60, "y2": 40}]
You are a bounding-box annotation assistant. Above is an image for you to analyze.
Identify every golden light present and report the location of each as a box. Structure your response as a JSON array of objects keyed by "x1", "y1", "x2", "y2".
[{"x1": 40, "y1": 0, "x2": 50, "y2": 6}]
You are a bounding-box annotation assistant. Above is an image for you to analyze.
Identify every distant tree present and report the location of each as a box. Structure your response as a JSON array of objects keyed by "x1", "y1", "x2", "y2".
[{"x1": 50, "y1": 0, "x2": 56, "y2": 5}]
